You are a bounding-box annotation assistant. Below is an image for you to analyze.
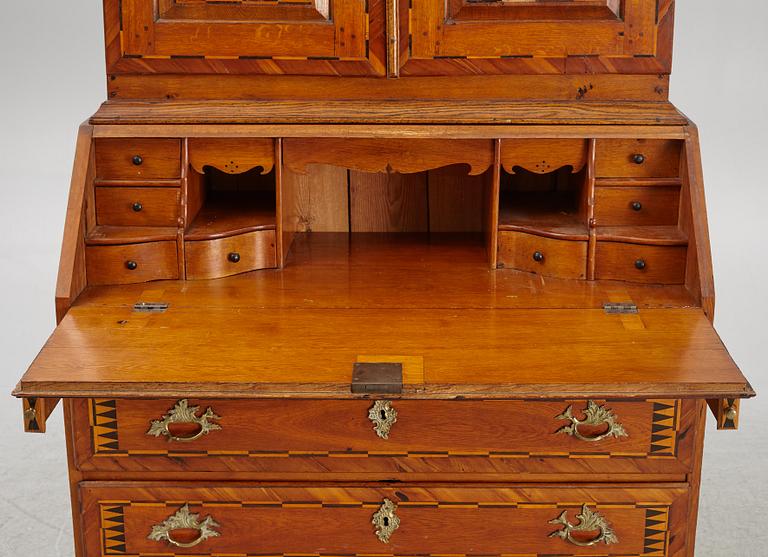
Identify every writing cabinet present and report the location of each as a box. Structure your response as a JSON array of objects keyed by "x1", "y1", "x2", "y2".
[{"x1": 13, "y1": 1, "x2": 753, "y2": 556}]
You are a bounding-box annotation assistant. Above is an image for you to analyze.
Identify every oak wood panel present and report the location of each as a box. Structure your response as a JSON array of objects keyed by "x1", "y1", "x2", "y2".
[
  {"x1": 281, "y1": 165, "x2": 350, "y2": 233},
  {"x1": 681, "y1": 127, "x2": 715, "y2": 320},
  {"x1": 15, "y1": 303, "x2": 751, "y2": 400},
  {"x1": 594, "y1": 187, "x2": 681, "y2": 227},
  {"x1": 85, "y1": 241, "x2": 179, "y2": 286},
  {"x1": 284, "y1": 138, "x2": 494, "y2": 176},
  {"x1": 107, "y1": 73, "x2": 674, "y2": 101},
  {"x1": 349, "y1": 172, "x2": 428, "y2": 233},
  {"x1": 497, "y1": 231, "x2": 587, "y2": 279},
  {"x1": 428, "y1": 166, "x2": 486, "y2": 232},
  {"x1": 594, "y1": 243, "x2": 687, "y2": 285},
  {"x1": 95, "y1": 187, "x2": 181, "y2": 227},
  {"x1": 185, "y1": 230, "x2": 277, "y2": 280},
  {"x1": 94, "y1": 138, "x2": 181, "y2": 180},
  {"x1": 595, "y1": 139, "x2": 682, "y2": 178},
  {"x1": 74, "y1": 234, "x2": 699, "y2": 311},
  {"x1": 80, "y1": 483, "x2": 689, "y2": 557},
  {"x1": 73, "y1": 397, "x2": 693, "y2": 475},
  {"x1": 92, "y1": 100, "x2": 686, "y2": 125},
  {"x1": 55, "y1": 124, "x2": 93, "y2": 323},
  {"x1": 188, "y1": 138, "x2": 275, "y2": 175}
]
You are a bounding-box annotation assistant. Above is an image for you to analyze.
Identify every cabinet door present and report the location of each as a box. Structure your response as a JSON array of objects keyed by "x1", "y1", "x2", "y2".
[
  {"x1": 402, "y1": 0, "x2": 673, "y2": 76},
  {"x1": 106, "y1": 0, "x2": 385, "y2": 76}
]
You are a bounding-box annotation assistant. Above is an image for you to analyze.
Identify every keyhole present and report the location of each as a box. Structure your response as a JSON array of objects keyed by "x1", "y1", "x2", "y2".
[
  {"x1": 383, "y1": 517, "x2": 390, "y2": 526},
  {"x1": 380, "y1": 410, "x2": 387, "y2": 420}
]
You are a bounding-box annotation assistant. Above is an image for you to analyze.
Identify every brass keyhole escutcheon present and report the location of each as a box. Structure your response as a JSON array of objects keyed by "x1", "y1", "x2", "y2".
[
  {"x1": 372, "y1": 499, "x2": 400, "y2": 543},
  {"x1": 368, "y1": 400, "x2": 397, "y2": 439}
]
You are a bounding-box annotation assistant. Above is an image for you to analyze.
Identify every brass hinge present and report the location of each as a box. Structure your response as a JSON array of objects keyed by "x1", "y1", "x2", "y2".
[
  {"x1": 603, "y1": 302, "x2": 638, "y2": 314},
  {"x1": 133, "y1": 302, "x2": 169, "y2": 313}
]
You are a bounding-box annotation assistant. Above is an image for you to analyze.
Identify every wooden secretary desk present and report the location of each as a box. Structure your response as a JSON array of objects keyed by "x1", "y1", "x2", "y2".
[{"x1": 13, "y1": 1, "x2": 755, "y2": 556}]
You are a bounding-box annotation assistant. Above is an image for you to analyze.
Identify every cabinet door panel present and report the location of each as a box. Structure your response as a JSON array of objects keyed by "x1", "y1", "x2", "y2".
[
  {"x1": 107, "y1": 0, "x2": 385, "y2": 76},
  {"x1": 403, "y1": 0, "x2": 673, "y2": 76}
]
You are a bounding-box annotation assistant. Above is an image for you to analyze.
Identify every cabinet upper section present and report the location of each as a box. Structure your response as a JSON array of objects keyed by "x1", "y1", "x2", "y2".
[{"x1": 104, "y1": 0, "x2": 676, "y2": 100}]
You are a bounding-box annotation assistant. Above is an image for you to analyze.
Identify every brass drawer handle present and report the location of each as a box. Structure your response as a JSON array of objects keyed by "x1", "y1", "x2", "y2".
[
  {"x1": 147, "y1": 399, "x2": 221, "y2": 442},
  {"x1": 148, "y1": 504, "x2": 220, "y2": 548},
  {"x1": 555, "y1": 400, "x2": 628, "y2": 442},
  {"x1": 549, "y1": 504, "x2": 618, "y2": 547},
  {"x1": 372, "y1": 498, "x2": 400, "y2": 543},
  {"x1": 368, "y1": 400, "x2": 397, "y2": 439}
]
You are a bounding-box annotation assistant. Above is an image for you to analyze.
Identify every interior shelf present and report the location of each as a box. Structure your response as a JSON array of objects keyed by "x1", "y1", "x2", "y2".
[
  {"x1": 498, "y1": 191, "x2": 588, "y2": 239},
  {"x1": 596, "y1": 226, "x2": 688, "y2": 246},
  {"x1": 185, "y1": 191, "x2": 276, "y2": 241},
  {"x1": 86, "y1": 225, "x2": 178, "y2": 245}
]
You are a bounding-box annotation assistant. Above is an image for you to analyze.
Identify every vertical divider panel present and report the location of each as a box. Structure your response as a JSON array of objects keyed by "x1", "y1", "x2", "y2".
[
  {"x1": 585, "y1": 138, "x2": 597, "y2": 281},
  {"x1": 178, "y1": 137, "x2": 190, "y2": 279},
  {"x1": 486, "y1": 139, "x2": 501, "y2": 269},
  {"x1": 275, "y1": 138, "x2": 288, "y2": 267}
]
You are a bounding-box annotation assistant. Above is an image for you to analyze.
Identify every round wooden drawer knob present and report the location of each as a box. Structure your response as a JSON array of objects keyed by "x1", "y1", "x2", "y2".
[
  {"x1": 228, "y1": 252, "x2": 241, "y2": 263},
  {"x1": 634, "y1": 259, "x2": 647, "y2": 270},
  {"x1": 132, "y1": 154, "x2": 143, "y2": 166},
  {"x1": 125, "y1": 260, "x2": 138, "y2": 271},
  {"x1": 532, "y1": 251, "x2": 545, "y2": 263},
  {"x1": 632, "y1": 153, "x2": 646, "y2": 164},
  {"x1": 630, "y1": 201, "x2": 643, "y2": 211},
  {"x1": 132, "y1": 202, "x2": 143, "y2": 212}
]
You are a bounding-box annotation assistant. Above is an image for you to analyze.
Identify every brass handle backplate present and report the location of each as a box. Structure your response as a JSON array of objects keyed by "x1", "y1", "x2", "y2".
[
  {"x1": 372, "y1": 498, "x2": 400, "y2": 543},
  {"x1": 555, "y1": 400, "x2": 628, "y2": 442},
  {"x1": 368, "y1": 400, "x2": 397, "y2": 439},
  {"x1": 148, "y1": 504, "x2": 220, "y2": 548},
  {"x1": 146, "y1": 399, "x2": 221, "y2": 442},
  {"x1": 549, "y1": 504, "x2": 618, "y2": 547}
]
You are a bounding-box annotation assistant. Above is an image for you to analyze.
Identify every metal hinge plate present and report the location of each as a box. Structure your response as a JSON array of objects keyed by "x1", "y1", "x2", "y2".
[
  {"x1": 603, "y1": 302, "x2": 638, "y2": 314},
  {"x1": 133, "y1": 302, "x2": 169, "y2": 313},
  {"x1": 351, "y1": 363, "x2": 403, "y2": 394}
]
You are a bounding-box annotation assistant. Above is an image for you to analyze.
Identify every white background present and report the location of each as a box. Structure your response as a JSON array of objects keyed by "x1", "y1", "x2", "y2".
[{"x1": 0, "y1": 1, "x2": 766, "y2": 554}]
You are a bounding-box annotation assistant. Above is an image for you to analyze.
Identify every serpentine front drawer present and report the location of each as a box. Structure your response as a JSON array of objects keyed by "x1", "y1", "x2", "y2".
[
  {"x1": 71, "y1": 398, "x2": 696, "y2": 478},
  {"x1": 80, "y1": 483, "x2": 689, "y2": 557}
]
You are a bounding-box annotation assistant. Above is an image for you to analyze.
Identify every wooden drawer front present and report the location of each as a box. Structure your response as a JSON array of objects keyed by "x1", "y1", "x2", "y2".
[
  {"x1": 595, "y1": 243, "x2": 686, "y2": 284},
  {"x1": 595, "y1": 140, "x2": 681, "y2": 178},
  {"x1": 73, "y1": 398, "x2": 694, "y2": 476},
  {"x1": 82, "y1": 483, "x2": 688, "y2": 557},
  {"x1": 95, "y1": 187, "x2": 181, "y2": 227},
  {"x1": 95, "y1": 139, "x2": 181, "y2": 180},
  {"x1": 86, "y1": 241, "x2": 179, "y2": 286},
  {"x1": 594, "y1": 187, "x2": 681, "y2": 227},
  {"x1": 185, "y1": 230, "x2": 277, "y2": 280},
  {"x1": 498, "y1": 231, "x2": 586, "y2": 279}
]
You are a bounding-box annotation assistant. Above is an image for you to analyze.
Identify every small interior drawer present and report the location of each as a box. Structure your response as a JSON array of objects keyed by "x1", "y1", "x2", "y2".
[
  {"x1": 185, "y1": 230, "x2": 277, "y2": 280},
  {"x1": 85, "y1": 241, "x2": 179, "y2": 285},
  {"x1": 595, "y1": 242, "x2": 687, "y2": 284},
  {"x1": 95, "y1": 138, "x2": 181, "y2": 180},
  {"x1": 95, "y1": 187, "x2": 181, "y2": 227},
  {"x1": 594, "y1": 186, "x2": 681, "y2": 226},
  {"x1": 595, "y1": 139, "x2": 682, "y2": 178},
  {"x1": 497, "y1": 231, "x2": 586, "y2": 279},
  {"x1": 80, "y1": 483, "x2": 689, "y2": 557}
]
